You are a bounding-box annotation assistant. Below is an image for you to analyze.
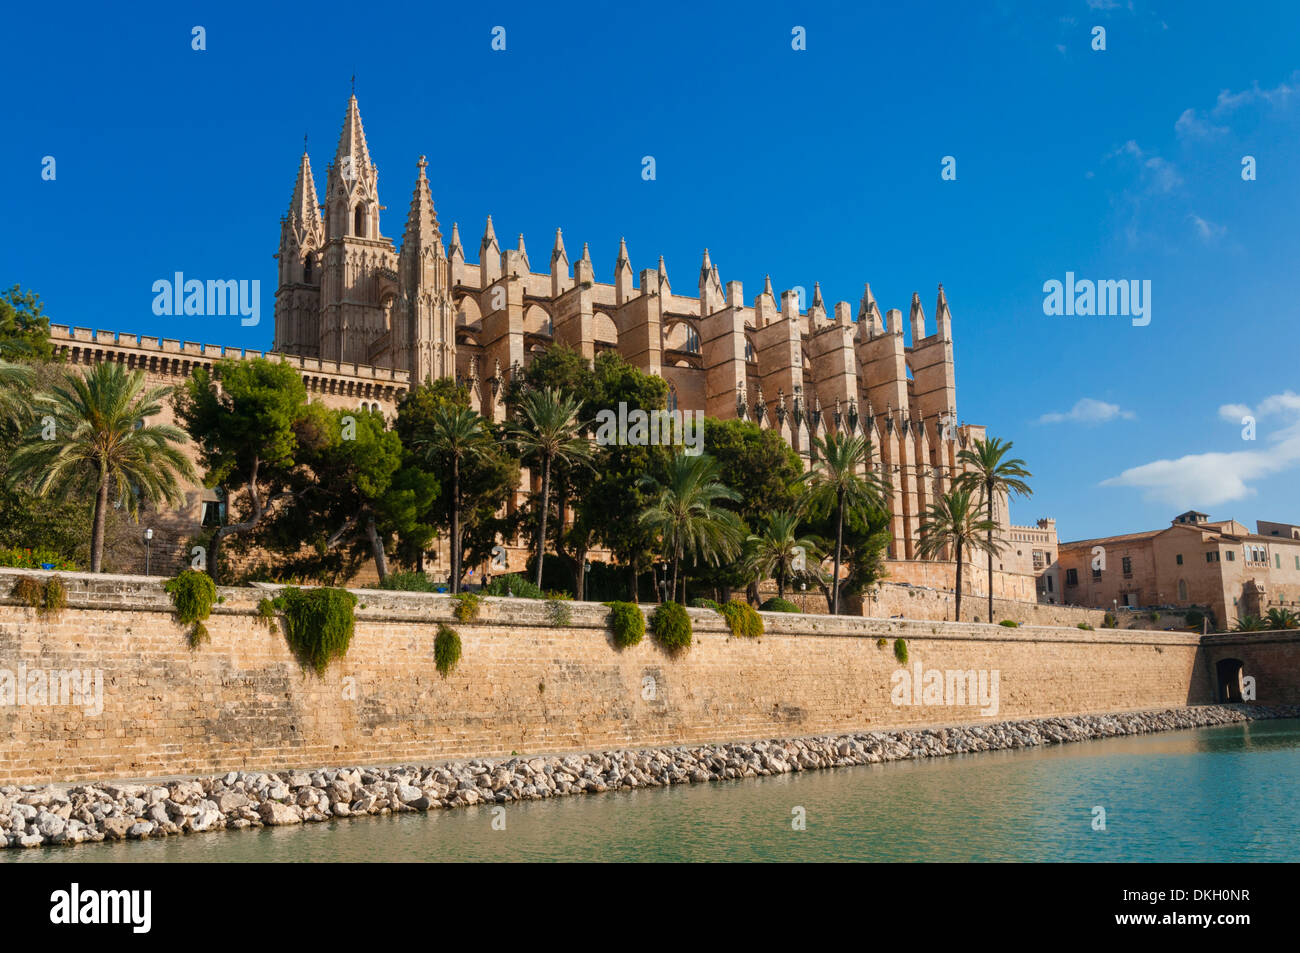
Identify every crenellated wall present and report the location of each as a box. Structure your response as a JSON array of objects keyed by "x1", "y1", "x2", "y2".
[{"x1": 2, "y1": 569, "x2": 1296, "y2": 786}]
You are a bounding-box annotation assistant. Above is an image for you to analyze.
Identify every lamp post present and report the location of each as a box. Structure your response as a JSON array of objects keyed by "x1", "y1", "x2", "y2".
[{"x1": 144, "y1": 528, "x2": 153, "y2": 576}]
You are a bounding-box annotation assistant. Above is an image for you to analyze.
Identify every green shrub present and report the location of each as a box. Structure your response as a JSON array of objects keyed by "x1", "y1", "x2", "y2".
[
  {"x1": 606, "y1": 601, "x2": 645, "y2": 648},
  {"x1": 893, "y1": 638, "x2": 908, "y2": 664},
  {"x1": 164, "y1": 569, "x2": 218, "y2": 648},
  {"x1": 876, "y1": 637, "x2": 888, "y2": 647},
  {"x1": 482, "y1": 573, "x2": 545, "y2": 599},
  {"x1": 435, "y1": 624, "x2": 462, "y2": 675},
  {"x1": 42, "y1": 577, "x2": 67, "y2": 615},
  {"x1": 651, "y1": 601, "x2": 692, "y2": 652},
  {"x1": 1184, "y1": 609, "x2": 1205, "y2": 630},
  {"x1": 379, "y1": 571, "x2": 438, "y2": 592},
  {"x1": 998, "y1": 619, "x2": 1019, "y2": 627},
  {"x1": 273, "y1": 586, "x2": 358, "y2": 675},
  {"x1": 453, "y1": 591, "x2": 481, "y2": 622},
  {"x1": 719, "y1": 600, "x2": 764, "y2": 638},
  {"x1": 1102, "y1": 612, "x2": 1118, "y2": 629},
  {"x1": 543, "y1": 590, "x2": 572, "y2": 601},
  {"x1": 759, "y1": 597, "x2": 800, "y2": 613},
  {"x1": 255, "y1": 597, "x2": 279, "y2": 631},
  {"x1": 548, "y1": 599, "x2": 572, "y2": 626},
  {"x1": 691, "y1": 598, "x2": 721, "y2": 610},
  {"x1": 0, "y1": 546, "x2": 77, "y2": 571},
  {"x1": 1077, "y1": 622, "x2": 1094, "y2": 631},
  {"x1": 12, "y1": 576, "x2": 45, "y2": 610}
]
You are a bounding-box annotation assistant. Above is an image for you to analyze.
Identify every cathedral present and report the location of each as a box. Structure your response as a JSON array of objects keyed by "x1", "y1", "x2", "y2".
[
  {"x1": 270, "y1": 94, "x2": 1054, "y2": 574},
  {"x1": 48, "y1": 92, "x2": 1059, "y2": 594}
]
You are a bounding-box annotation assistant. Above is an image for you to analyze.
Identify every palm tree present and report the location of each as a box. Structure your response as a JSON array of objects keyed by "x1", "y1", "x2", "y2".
[
  {"x1": 639, "y1": 452, "x2": 744, "y2": 602},
  {"x1": 1265, "y1": 607, "x2": 1300, "y2": 630},
  {"x1": 8, "y1": 362, "x2": 196, "y2": 572},
  {"x1": 745, "y1": 509, "x2": 823, "y2": 599},
  {"x1": 510, "y1": 387, "x2": 592, "y2": 589},
  {"x1": 0, "y1": 358, "x2": 35, "y2": 424},
  {"x1": 414, "y1": 405, "x2": 492, "y2": 594},
  {"x1": 915, "y1": 487, "x2": 1001, "y2": 623},
  {"x1": 801, "y1": 432, "x2": 889, "y2": 615},
  {"x1": 1233, "y1": 614, "x2": 1269, "y2": 632},
  {"x1": 956, "y1": 437, "x2": 1033, "y2": 625}
]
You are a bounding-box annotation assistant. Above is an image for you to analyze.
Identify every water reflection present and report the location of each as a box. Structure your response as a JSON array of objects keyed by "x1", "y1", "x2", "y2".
[{"x1": 7, "y1": 719, "x2": 1298, "y2": 863}]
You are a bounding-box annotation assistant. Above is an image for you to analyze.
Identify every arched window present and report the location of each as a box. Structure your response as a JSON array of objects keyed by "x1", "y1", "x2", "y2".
[
  {"x1": 303, "y1": 254, "x2": 313, "y2": 282},
  {"x1": 744, "y1": 337, "x2": 755, "y2": 362},
  {"x1": 354, "y1": 205, "x2": 367, "y2": 238},
  {"x1": 684, "y1": 326, "x2": 700, "y2": 354},
  {"x1": 1178, "y1": 579, "x2": 1188, "y2": 602},
  {"x1": 667, "y1": 386, "x2": 678, "y2": 414}
]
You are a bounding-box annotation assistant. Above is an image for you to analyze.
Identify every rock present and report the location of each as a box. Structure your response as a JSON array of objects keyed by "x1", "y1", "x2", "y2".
[
  {"x1": 128, "y1": 822, "x2": 156, "y2": 839},
  {"x1": 258, "y1": 802, "x2": 303, "y2": 826}
]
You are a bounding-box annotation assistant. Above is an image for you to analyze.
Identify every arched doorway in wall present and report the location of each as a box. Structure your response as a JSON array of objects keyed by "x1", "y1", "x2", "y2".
[{"x1": 1216, "y1": 657, "x2": 1245, "y2": 702}]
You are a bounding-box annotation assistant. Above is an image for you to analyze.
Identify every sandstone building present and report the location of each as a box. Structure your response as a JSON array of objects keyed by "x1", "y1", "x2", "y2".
[
  {"x1": 1058, "y1": 511, "x2": 1300, "y2": 628},
  {"x1": 44, "y1": 94, "x2": 1058, "y2": 604}
]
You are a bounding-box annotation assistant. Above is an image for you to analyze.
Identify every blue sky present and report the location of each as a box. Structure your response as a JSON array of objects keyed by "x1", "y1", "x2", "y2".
[{"x1": 5, "y1": 0, "x2": 1299, "y2": 541}]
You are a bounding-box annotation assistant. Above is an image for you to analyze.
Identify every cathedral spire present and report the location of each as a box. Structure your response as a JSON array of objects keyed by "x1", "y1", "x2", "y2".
[
  {"x1": 334, "y1": 93, "x2": 373, "y2": 179},
  {"x1": 551, "y1": 228, "x2": 568, "y2": 269},
  {"x1": 402, "y1": 156, "x2": 442, "y2": 255},
  {"x1": 286, "y1": 150, "x2": 321, "y2": 226},
  {"x1": 934, "y1": 282, "x2": 953, "y2": 340},
  {"x1": 481, "y1": 215, "x2": 499, "y2": 255}
]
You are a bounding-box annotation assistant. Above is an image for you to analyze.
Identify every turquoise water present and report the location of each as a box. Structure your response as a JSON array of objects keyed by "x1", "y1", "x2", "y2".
[{"x1": 7, "y1": 719, "x2": 1298, "y2": 862}]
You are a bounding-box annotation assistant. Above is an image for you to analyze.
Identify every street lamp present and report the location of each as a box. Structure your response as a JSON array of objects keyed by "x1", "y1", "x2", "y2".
[{"x1": 144, "y1": 528, "x2": 154, "y2": 576}]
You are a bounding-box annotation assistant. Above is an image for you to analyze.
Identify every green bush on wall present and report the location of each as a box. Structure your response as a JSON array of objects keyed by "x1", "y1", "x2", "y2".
[
  {"x1": 606, "y1": 601, "x2": 645, "y2": 648},
  {"x1": 379, "y1": 571, "x2": 438, "y2": 592},
  {"x1": 435, "y1": 624, "x2": 462, "y2": 675},
  {"x1": 719, "y1": 600, "x2": 764, "y2": 638},
  {"x1": 164, "y1": 569, "x2": 218, "y2": 647},
  {"x1": 481, "y1": 573, "x2": 546, "y2": 599},
  {"x1": 760, "y1": 597, "x2": 800, "y2": 613},
  {"x1": 272, "y1": 586, "x2": 358, "y2": 675},
  {"x1": 690, "y1": 598, "x2": 721, "y2": 610},
  {"x1": 11, "y1": 575, "x2": 66, "y2": 616},
  {"x1": 453, "y1": 591, "x2": 481, "y2": 621},
  {"x1": 893, "y1": 638, "x2": 908, "y2": 664},
  {"x1": 651, "y1": 601, "x2": 692, "y2": 652},
  {"x1": 999, "y1": 619, "x2": 1019, "y2": 627}
]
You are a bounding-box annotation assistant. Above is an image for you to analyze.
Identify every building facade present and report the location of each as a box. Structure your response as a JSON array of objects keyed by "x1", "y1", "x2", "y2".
[
  {"x1": 271, "y1": 94, "x2": 1054, "y2": 570},
  {"x1": 1058, "y1": 511, "x2": 1300, "y2": 628},
  {"x1": 44, "y1": 93, "x2": 1058, "y2": 594}
]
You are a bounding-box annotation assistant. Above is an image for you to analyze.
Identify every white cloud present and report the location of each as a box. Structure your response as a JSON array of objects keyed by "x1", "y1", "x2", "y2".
[
  {"x1": 1100, "y1": 448, "x2": 1295, "y2": 505},
  {"x1": 1212, "y1": 76, "x2": 1298, "y2": 116},
  {"x1": 1108, "y1": 140, "x2": 1182, "y2": 193},
  {"x1": 1174, "y1": 108, "x2": 1227, "y2": 139},
  {"x1": 1188, "y1": 213, "x2": 1226, "y2": 242},
  {"x1": 1038, "y1": 398, "x2": 1136, "y2": 425},
  {"x1": 1104, "y1": 392, "x2": 1300, "y2": 505},
  {"x1": 1258, "y1": 390, "x2": 1300, "y2": 415},
  {"x1": 1218, "y1": 402, "x2": 1253, "y2": 422}
]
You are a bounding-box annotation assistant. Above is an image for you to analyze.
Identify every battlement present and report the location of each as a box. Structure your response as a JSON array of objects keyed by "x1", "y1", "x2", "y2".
[{"x1": 47, "y1": 325, "x2": 410, "y2": 384}]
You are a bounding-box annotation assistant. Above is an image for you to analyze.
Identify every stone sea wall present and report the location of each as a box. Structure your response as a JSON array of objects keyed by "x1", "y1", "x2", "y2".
[
  {"x1": 1, "y1": 569, "x2": 1298, "y2": 787},
  {"x1": 4, "y1": 704, "x2": 1295, "y2": 850}
]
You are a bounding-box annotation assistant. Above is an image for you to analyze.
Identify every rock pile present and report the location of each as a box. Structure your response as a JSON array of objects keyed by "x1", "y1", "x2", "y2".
[{"x1": 3, "y1": 704, "x2": 1294, "y2": 849}]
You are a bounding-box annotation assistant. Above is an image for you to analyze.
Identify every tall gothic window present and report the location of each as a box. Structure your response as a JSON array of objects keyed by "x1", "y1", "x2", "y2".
[
  {"x1": 354, "y1": 205, "x2": 367, "y2": 237},
  {"x1": 303, "y1": 254, "x2": 313, "y2": 282}
]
